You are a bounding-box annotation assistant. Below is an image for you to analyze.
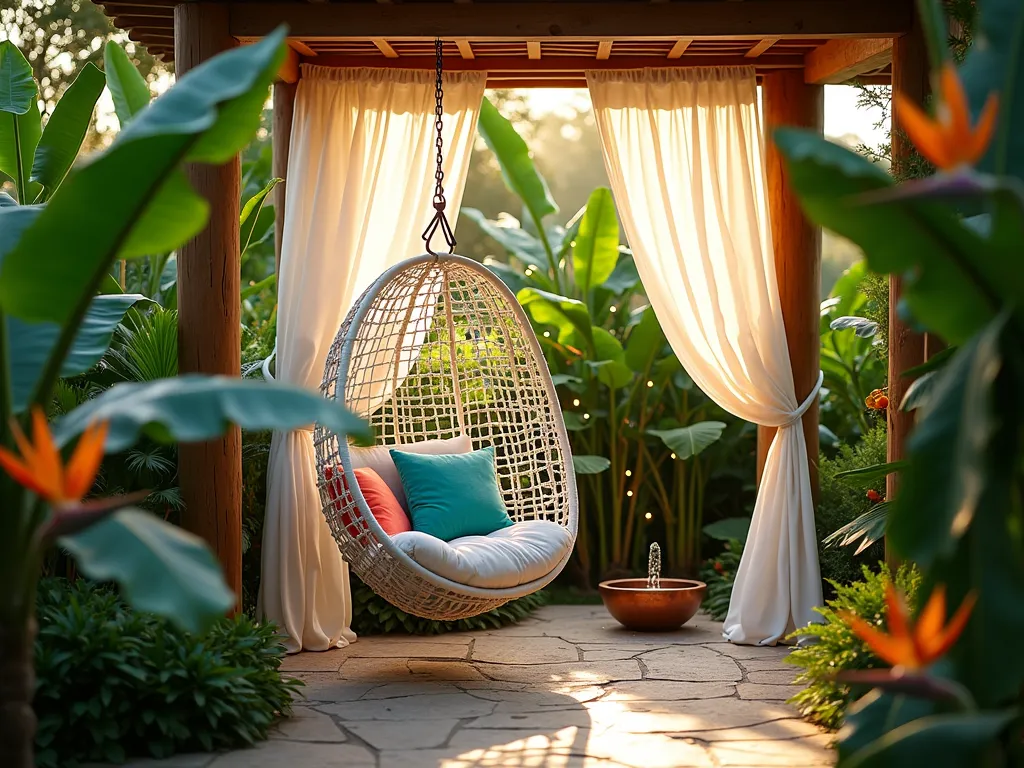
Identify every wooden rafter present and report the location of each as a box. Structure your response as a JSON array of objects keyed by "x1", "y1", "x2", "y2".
[
  {"x1": 455, "y1": 39, "x2": 475, "y2": 58},
  {"x1": 745, "y1": 38, "x2": 780, "y2": 58},
  {"x1": 227, "y1": 2, "x2": 913, "y2": 40},
  {"x1": 667, "y1": 38, "x2": 693, "y2": 58},
  {"x1": 596, "y1": 40, "x2": 613, "y2": 60},
  {"x1": 527, "y1": 40, "x2": 541, "y2": 59},
  {"x1": 804, "y1": 37, "x2": 893, "y2": 84},
  {"x1": 308, "y1": 53, "x2": 807, "y2": 72},
  {"x1": 372, "y1": 38, "x2": 399, "y2": 58}
]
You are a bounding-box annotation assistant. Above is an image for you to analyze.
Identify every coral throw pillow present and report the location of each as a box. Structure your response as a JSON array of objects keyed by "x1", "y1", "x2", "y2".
[{"x1": 323, "y1": 465, "x2": 411, "y2": 538}]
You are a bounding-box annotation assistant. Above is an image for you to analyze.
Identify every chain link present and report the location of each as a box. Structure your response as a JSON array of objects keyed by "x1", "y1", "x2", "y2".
[{"x1": 422, "y1": 37, "x2": 457, "y2": 256}]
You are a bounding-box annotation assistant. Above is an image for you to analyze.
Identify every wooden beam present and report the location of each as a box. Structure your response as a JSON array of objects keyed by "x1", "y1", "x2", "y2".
[
  {"x1": 273, "y1": 79, "x2": 297, "y2": 277},
  {"x1": 229, "y1": 2, "x2": 913, "y2": 40},
  {"x1": 804, "y1": 37, "x2": 893, "y2": 84},
  {"x1": 307, "y1": 53, "x2": 806, "y2": 71},
  {"x1": 527, "y1": 40, "x2": 541, "y2": 59},
  {"x1": 174, "y1": 2, "x2": 243, "y2": 605},
  {"x1": 745, "y1": 38, "x2": 779, "y2": 57},
  {"x1": 757, "y1": 70, "x2": 824, "y2": 500},
  {"x1": 886, "y1": 5, "x2": 929, "y2": 564},
  {"x1": 596, "y1": 40, "x2": 613, "y2": 60},
  {"x1": 667, "y1": 38, "x2": 693, "y2": 58},
  {"x1": 372, "y1": 38, "x2": 399, "y2": 58},
  {"x1": 287, "y1": 38, "x2": 317, "y2": 58},
  {"x1": 277, "y1": 45, "x2": 300, "y2": 83},
  {"x1": 455, "y1": 38, "x2": 474, "y2": 59}
]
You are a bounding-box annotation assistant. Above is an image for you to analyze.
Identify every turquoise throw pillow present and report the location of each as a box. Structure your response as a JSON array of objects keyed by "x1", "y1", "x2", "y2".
[{"x1": 390, "y1": 446, "x2": 514, "y2": 541}]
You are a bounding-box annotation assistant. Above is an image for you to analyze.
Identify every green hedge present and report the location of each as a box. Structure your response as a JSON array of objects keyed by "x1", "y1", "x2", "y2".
[
  {"x1": 33, "y1": 578, "x2": 299, "y2": 767},
  {"x1": 350, "y1": 574, "x2": 547, "y2": 635}
]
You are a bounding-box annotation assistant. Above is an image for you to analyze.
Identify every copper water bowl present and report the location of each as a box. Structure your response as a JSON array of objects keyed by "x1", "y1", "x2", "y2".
[{"x1": 598, "y1": 578, "x2": 707, "y2": 631}]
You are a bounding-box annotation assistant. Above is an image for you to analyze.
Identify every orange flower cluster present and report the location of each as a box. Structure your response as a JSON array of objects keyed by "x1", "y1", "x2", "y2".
[
  {"x1": 866, "y1": 489, "x2": 882, "y2": 503},
  {"x1": 0, "y1": 407, "x2": 107, "y2": 506},
  {"x1": 843, "y1": 583, "x2": 976, "y2": 671},
  {"x1": 896, "y1": 62, "x2": 999, "y2": 172},
  {"x1": 865, "y1": 389, "x2": 889, "y2": 410}
]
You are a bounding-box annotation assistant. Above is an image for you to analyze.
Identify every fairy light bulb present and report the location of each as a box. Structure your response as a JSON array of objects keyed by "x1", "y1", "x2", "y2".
[
  {"x1": 583, "y1": 413, "x2": 591, "y2": 420},
  {"x1": 670, "y1": 453, "x2": 677, "y2": 460},
  {"x1": 572, "y1": 398, "x2": 580, "y2": 407},
  {"x1": 646, "y1": 380, "x2": 654, "y2": 388},
  {"x1": 543, "y1": 331, "x2": 550, "y2": 338},
  {"x1": 609, "y1": 306, "x2": 617, "y2": 313},
  {"x1": 625, "y1": 469, "x2": 632, "y2": 477},
  {"x1": 645, "y1": 512, "x2": 653, "y2": 520},
  {"x1": 626, "y1": 490, "x2": 634, "y2": 497}
]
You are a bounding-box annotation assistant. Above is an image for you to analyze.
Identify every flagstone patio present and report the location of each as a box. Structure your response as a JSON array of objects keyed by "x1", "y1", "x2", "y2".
[{"x1": 124, "y1": 605, "x2": 833, "y2": 767}]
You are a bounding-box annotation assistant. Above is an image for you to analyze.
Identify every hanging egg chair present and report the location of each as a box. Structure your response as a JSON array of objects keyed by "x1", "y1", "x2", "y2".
[{"x1": 314, "y1": 253, "x2": 578, "y2": 620}]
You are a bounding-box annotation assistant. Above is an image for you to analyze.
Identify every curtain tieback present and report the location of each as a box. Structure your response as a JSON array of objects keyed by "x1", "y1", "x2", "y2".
[{"x1": 781, "y1": 370, "x2": 824, "y2": 428}]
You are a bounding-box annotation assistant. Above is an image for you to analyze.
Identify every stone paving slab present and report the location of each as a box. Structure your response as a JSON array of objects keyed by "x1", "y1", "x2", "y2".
[{"x1": 116, "y1": 606, "x2": 833, "y2": 767}]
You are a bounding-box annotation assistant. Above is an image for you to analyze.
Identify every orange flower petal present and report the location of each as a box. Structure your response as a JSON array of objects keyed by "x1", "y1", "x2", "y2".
[
  {"x1": 915, "y1": 586, "x2": 947, "y2": 642},
  {"x1": 63, "y1": 421, "x2": 108, "y2": 501},
  {"x1": 895, "y1": 93, "x2": 954, "y2": 169},
  {"x1": 884, "y1": 583, "x2": 912, "y2": 642},
  {"x1": 29, "y1": 407, "x2": 64, "y2": 497},
  {"x1": 920, "y1": 591, "x2": 977, "y2": 663},
  {"x1": 940, "y1": 63, "x2": 972, "y2": 150},
  {"x1": 0, "y1": 447, "x2": 54, "y2": 498},
  {"x1": 966, "y1": 93, "x2": 1000, "y2": 165},
  {"x1": 843, "y1": 612, "x2": 919, "y2": 668}
]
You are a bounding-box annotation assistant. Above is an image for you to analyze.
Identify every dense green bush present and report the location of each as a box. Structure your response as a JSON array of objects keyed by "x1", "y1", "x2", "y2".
[
  {"x1": 350, "y1": 574, "x2": 547, "y2": 635},
  {"x1": 786, "y1": 563, "x2": 920, "y2": 731},
  {"x1": 33, "y1": 579, "x2": 299, "y2": 767},
  {"x1": 698, "y1": 539, "x2": 742, "y2": 621},
  {"x1": 816, "y1": 426, "x2": 887, "y2": 594}
]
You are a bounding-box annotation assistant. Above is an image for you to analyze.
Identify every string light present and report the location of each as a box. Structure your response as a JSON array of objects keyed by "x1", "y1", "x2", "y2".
[
  {"x1": 645, "y1": 512, "x2": 653, "y2": 520},
  {"x1": 583, "y1": 413, "x2": 591, "y2": 420},
  {"x1": 525, "y1": 268, "x2": 533, "y2": 276},
  {"x1": 646, "y1": 380, "x2": 654, "y2": 388},
  {"x1": 626, "y1": 490, "x2": 634, "y2": 497},
  {"x1": 609, "y1": 306, "x2": 617, "y2": 313},
  {"x1": 569, "y1": 241, "x2": 576, "y2": 248},
  {"x1": 625, "y1": 469, "x2": 632, "y2": 477},
  {"x1": 543, "y1": 331, "x2": 551, "y2": 338},
  {"x1": 572, "y1": 398, "x2": 580, "y2": 407},
  {"x1": 670, "y1": 453, "x2": 677, "y2": 460}
]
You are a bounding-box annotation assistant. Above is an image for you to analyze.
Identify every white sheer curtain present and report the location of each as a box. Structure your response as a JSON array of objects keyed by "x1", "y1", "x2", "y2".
[
  {"x1": 587, "y1": 67, "x2": 822, "y2": 645},
  {"x1": 259, "y1": 66, "x2": 486, "y2": 652}
]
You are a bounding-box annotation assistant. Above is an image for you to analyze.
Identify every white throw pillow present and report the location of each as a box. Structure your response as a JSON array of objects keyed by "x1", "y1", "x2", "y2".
[
  {"x1": 391, "y1": 520, "x2": 572, "y2": 589},
  {"x1": 349, "y1": 434, "x2": 472, "y2": 511}
]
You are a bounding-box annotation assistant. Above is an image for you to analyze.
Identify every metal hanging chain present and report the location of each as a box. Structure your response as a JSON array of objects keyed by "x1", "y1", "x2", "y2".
[{"x1": 422, "y1": 38, "x2": 457, "y2": 257}]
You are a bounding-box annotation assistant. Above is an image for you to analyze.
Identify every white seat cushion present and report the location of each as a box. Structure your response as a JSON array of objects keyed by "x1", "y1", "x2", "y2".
[
  {"x1": 349, "y1": 435, "x2": 472, "y2": 510},
  {"x1": 391, "y1": 520, "x2": 573, "y2": 590}
]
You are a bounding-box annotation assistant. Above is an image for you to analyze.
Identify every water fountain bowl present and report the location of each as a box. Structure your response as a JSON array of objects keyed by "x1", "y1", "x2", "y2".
[{"x1": 598, "y1": 578, "x2": 707, "y2": 632}]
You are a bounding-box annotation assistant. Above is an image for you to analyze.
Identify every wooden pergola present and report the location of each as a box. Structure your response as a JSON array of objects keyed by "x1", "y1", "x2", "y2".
[{"x1": 98, "y1": 0, "x2": 927, "y2": 596}]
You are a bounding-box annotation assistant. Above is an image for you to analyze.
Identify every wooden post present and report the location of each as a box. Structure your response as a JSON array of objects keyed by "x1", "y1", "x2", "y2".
[
  {"x1": 272, "y1": 79, "x2": 297, "y2": 276},
  {"x1": 887, "y1": 8, "x2": 929, "y2": 560},
  {"x1": 757, "y1": 70, "x2": 824, "y2": 500},
  {"x1": 174, "y1": 3, "x2": 243, "y2": 600}
]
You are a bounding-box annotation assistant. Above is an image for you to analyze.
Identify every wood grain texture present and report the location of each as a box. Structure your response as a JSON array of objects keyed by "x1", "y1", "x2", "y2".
[
  {"x1": 757, "y1": 70, "x2": 824, "y2": 501},
  {"x1": 804, "y1": 37, "x2": 892, "y2": 84},
  {"x1": 174, "y1": 2, "x2": 243, "y2": 602},
  {"x1": 273, "y1": 79, "x2": 297, "y2": 277},
  {"x1": 887, "y1": 8, "x2": 929, "y2": 501}
]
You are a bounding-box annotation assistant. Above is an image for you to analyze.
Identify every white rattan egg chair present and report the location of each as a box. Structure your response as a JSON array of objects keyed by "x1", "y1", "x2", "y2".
[{"x1": 313, "y1": 253, "x2": 578, "y2": 621}]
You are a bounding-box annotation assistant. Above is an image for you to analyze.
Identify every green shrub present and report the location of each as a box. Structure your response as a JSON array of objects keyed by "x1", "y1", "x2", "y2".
[
  {"x1": 698, "y1": 539, "x2": 742, "y2": 621},
  {"x1": 786, "y1": 563, "x2": 920, "y2": 731},
  {"x1": 816, "y1": 426, "x2": 888, "y2": 594},
  {"x1": 33, "y1": 578, "x2": 300, "y2": 767},
  {"x1": 350, "y1": 574, "x2": 547, "y2": 635}
]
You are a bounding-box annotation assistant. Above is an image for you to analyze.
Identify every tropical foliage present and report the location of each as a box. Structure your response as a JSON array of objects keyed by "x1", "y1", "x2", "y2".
[
  {"x1": 33, "y1": 578, "x2": 298, "y2": 768},
  {"x1": 0, "y1": 31, "x2": 369, "y2": 767},
  {"x1": 468, "y1": 97, "x2": 755, "y2": 581},
  {"x1": 776, "y1": 0, "x2": 1024, "y2": 762}
]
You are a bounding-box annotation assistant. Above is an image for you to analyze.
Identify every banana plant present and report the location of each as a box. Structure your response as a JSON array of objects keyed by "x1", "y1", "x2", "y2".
[
  {"x1": 0, "y1": 31, "x2": 369, "y2": 768},
  {"x1": 469, "y1": 96, "x2": 737, "y2": 578}
]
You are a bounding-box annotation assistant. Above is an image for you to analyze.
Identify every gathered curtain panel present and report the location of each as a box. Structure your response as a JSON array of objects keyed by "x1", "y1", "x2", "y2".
[
  {"x1": 259, "y1": 65, "x2": 486, "y2": 652},
  {"x1": 587, "y1": 66, "x2": 822, "y2": 645}
]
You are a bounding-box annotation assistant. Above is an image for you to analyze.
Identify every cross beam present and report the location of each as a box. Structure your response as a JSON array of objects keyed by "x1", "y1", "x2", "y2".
[{"x1": 228, "y1": 1, "x2": 913, "y2": 41}]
